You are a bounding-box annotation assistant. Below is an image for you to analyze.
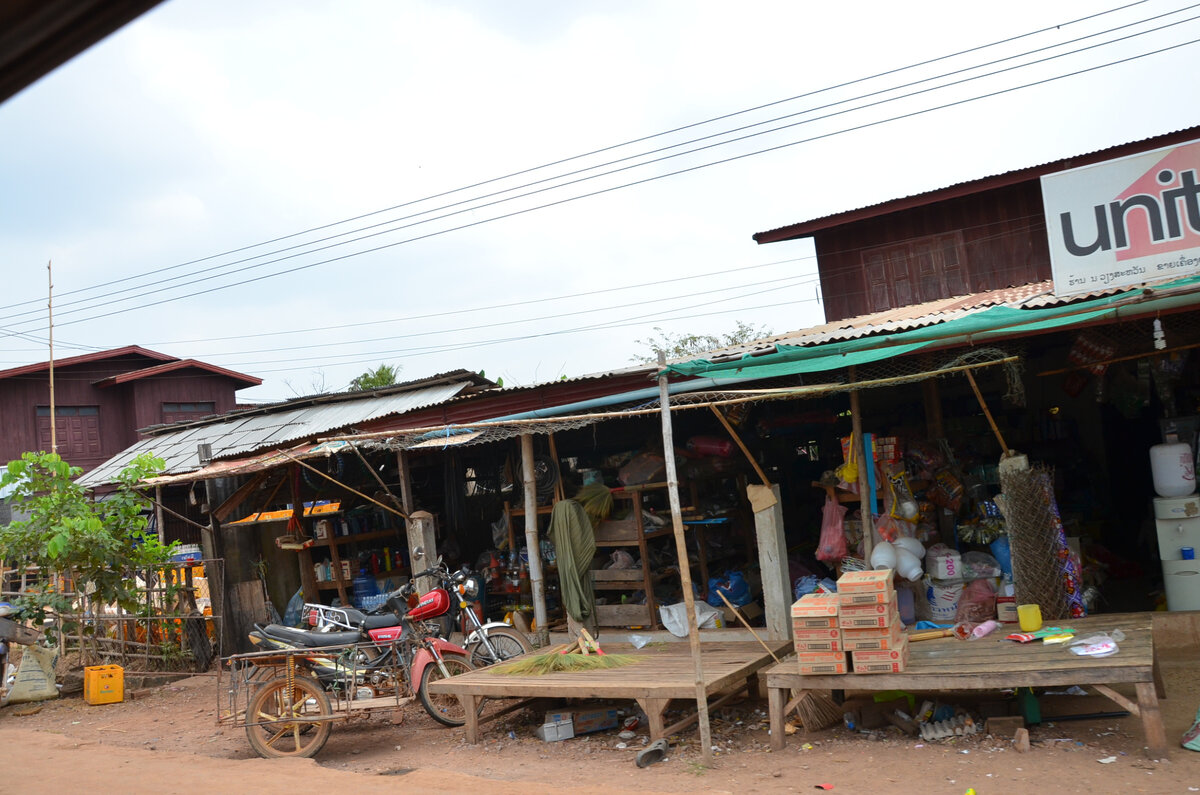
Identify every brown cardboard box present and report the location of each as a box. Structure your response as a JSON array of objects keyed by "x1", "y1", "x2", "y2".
[
  {"x1": 794, "y1": 637, "x2": 842, "y2": 652},
  {"x1": 838, "y1": 600, "x2": 899, "y2": 628},
  {"x1": 795, "y1": 649, "x2": 847, "y2": 665},
  {"x1": 791, "y1": 593, "x2": 839, "y2": 617},
  {"x1": 836, "y1": 569, "x2": 896, "y2": 594},
  {"x1": 842, "y1": 622, "x2": 905, "y2": 651},
  {"x1": 838, "y1": 588, "x2": 894, "y2": 607},
  {"x1": 798, "y1": 659, "x2": 849, "y2": 675},
  {"x1": 792, "y1": 616, "x2": 838, "y2": 630},
  {"x1": 721, "y1": 600, "x2": 764, "y2": 625},
  {"x1": 850, "y1": 636, "x2": 908, "y2": 663},
  {"x1": 852, "y1": 659, "x2": 907, "y2": 674}
]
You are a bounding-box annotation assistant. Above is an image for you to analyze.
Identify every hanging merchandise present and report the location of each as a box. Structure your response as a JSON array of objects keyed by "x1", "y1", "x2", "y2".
[
  {"x1": 888, "y1": 470, "x2": 919, "y2": 521},
  {"x1": 835, "y1": 433, "x2": 859, "y2": 486},
  {"x1": 816, "y1": 495, "x2": 849, "y2": 563}
]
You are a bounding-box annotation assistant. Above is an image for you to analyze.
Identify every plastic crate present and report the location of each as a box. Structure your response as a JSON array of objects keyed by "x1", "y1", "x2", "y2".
[{"x1": 83, "y1": 664, "x2": 124, "y2": 705}]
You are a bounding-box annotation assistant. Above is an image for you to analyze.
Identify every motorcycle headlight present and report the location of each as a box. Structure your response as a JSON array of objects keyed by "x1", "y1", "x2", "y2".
[{"x1": 461, "y1": 576, "x2": 480, "y2": 600}]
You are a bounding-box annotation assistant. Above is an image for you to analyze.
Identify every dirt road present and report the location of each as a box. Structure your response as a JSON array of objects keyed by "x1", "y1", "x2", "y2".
[{"x1": 1, "y1": 646, "x2": 1198, "y2": 794}]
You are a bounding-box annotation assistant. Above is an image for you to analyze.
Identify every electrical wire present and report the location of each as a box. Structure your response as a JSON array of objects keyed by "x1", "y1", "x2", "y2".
[
  {"x1": 0, "y1": 1, "x2": 1149, "y2": 314},
  {"x1": 0, "y1": 4, "x2": 1189, "y2": 330}
]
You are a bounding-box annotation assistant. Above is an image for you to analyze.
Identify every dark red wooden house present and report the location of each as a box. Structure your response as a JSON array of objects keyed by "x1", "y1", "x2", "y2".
[{"x1": 0, "y1": 345, "x2": 260, "y2": 473}]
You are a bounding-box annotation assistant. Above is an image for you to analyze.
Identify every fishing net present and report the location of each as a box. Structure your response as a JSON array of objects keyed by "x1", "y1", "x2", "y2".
[{"x1": 998, "y1": 463, "x2": 1086, "y2": 620}]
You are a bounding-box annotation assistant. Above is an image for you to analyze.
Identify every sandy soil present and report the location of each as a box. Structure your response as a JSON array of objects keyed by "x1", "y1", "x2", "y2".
[{"x1": 1, "y1": 647, "x2": 1198, "y2": 794}]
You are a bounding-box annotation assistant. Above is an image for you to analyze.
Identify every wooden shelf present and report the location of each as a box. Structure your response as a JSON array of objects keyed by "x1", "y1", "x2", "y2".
[{"x1": 311, "y1": 529, "x2": 401, "y2": 548}]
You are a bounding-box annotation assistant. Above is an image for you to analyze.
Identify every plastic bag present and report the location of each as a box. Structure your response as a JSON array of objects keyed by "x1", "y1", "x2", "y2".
[
  {"x1": 660, "y1": 600, "x2": 724, "y2": 637},
  {"x1": 1069, "y1": 631, "x2": 1122, "y2": 658},
  {"x1": 605, "y1": 550, "x2": 636, "y2": 569},
  {"x1": 960, "y1": 551, "x2": 1003, "y2": 581},
  {"x1": 5, "y1": 643, "x2": 59, "y2": 704},
  {"x1": 707, "y1": 570, "x2": 752, "y2": 607},
  {"x1": 816, "y1": 495, "x2": 848, "y2": 563},
  {"x1": 954, "y1": 577, "x2": 996, "y2": 624}
]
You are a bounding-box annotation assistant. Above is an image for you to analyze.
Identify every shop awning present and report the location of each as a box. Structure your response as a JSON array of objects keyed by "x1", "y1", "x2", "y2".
[{"x1": 664, "y1": 274, "x2": 1200, "y2": 380}]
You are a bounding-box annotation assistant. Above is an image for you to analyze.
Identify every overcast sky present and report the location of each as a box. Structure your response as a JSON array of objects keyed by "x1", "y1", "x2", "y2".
[{"x1": 1, "y1": 0, "x2": 1196, "y2": 402}]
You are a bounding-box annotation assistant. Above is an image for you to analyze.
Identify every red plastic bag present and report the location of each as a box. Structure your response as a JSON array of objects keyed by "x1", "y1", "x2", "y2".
[
  {"x1": 817, "y1": 495, "x2": 848, "y2": 563},
  {"x1": 954, "y1": 577, "x2": 997, "y2": 624}
]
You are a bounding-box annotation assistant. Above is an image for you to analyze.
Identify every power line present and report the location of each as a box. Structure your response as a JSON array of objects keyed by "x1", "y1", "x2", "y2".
[
  {"x1": 0, "y1": 1, "x2": 1149, "y2": 315},
  {"x1": 0, "y1": 4, "x2": 1184, "y2": 329}
]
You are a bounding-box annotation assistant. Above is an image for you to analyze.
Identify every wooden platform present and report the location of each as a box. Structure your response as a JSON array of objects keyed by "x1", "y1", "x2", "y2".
[
  {"x1": 426, "y1": 639, "x2": 790, "y2": 743},
  {"x1": 765, "y1": 612, "x2": 1168, "y2": 758}
]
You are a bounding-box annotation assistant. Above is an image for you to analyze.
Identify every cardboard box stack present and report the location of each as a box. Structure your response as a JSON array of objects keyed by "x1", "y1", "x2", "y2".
[
  {"x1": 837, "y1": 569, "x2": 909, "y2": 674},
  {"x1": 790, "y1": 593, "x2": 847, "y2": 674}
]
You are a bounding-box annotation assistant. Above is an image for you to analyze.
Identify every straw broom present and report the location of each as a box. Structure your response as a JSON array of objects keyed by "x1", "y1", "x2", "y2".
[
  {"x1": 717, "y1": 591, "x2": 841, "y2": 731},
  {"x1": 487, "y1": 629, "x2": 638, "y2": 676}
]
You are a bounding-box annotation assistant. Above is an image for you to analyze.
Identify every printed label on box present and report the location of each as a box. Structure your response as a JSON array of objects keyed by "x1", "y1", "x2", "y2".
[
  {"x1": 839, "y1": 610, "x2": 899, "y2": 629},
  {"x1": 794, "y1": 638, "x2": 842, "y2": 652},
  {"x1": 798, "y1": 660, "x2": 849, "y2": 675},
  {"x1": 792, "y1": 616, "x2": 838, "y2": 629},
  {"x1": 852, "y1": 659, "x2": 907, "y2": 674}
]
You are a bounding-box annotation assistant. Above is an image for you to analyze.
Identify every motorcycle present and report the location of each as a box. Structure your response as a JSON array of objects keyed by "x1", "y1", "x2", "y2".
[
  {"x1": 305, "y1": 560, "x2": 531, "y2": 668},
  {"x1": 248, "y1": 564, "x2": 476, "y2": 727}
]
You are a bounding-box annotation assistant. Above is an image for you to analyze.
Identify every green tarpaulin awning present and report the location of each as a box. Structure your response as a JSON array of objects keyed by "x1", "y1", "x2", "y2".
[{"x1": 664, "y1": 274, "x2": 1200, "y2": 380}]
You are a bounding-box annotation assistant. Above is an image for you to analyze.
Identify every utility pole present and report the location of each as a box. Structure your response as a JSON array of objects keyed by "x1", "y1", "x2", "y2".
[{"x1": 48, "y1": 261, "x2": 56, "y2": 453}]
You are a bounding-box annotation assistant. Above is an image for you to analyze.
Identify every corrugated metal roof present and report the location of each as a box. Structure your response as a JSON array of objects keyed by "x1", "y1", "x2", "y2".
[
  {"x1": 78, "y1": 381, "x2": 470, "y2": 487},
  {"x1": 692, "y1": 275, "x2": 1186, "y2": 364},
  {"x1": 754, "y1": 126, "x2": 1200, "y2": 244}
]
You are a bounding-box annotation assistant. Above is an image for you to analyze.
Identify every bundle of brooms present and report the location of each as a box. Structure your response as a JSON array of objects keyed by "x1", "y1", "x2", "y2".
[{"x1": 489, "y1": 628, "x2": 638, "y2": 676}]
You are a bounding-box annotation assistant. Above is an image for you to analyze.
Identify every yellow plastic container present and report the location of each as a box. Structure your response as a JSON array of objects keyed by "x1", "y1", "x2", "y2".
[{"x1": 83, "y1": 664, "x2": 124, "y2": 705}]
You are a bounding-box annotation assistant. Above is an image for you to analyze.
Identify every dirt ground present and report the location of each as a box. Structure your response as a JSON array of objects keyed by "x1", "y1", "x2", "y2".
[{"x1": 1, "y1": 647, "x2": 1198, "y2": 794}]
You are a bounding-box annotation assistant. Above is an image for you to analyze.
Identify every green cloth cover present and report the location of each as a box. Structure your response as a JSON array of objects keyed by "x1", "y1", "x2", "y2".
[{"x1": 548, "y1": 499, "x2": 596, "y2": 623}]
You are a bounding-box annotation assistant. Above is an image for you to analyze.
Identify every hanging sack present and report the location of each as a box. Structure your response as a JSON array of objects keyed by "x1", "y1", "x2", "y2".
[{"x1": 817, "y1": 495, "x2": 849, "y2": 563}]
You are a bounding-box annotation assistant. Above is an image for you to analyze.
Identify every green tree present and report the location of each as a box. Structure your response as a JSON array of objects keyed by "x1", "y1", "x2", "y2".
[
  {"x1": 0, "y1": 452, "x2": 176, "y2": 632},
  {"x1": 349, "y1": 363, "x2": 400, "y2": 391},
  {"x1": 631, "y1": 321, "x2": 772, "y2": 364}
]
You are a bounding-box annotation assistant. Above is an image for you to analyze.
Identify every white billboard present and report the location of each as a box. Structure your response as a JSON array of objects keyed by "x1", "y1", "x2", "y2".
[{"x1": 1042, "y1": 137, "x2": 1200, "y2": 297}]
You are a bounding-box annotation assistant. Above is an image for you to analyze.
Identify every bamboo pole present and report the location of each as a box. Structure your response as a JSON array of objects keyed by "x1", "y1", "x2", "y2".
[
  {"x1": 848, "y1": 366, "x2": 874, "y2": 563},
  {"x1": 709, "y1": 405, "x2": 770, "y2": 487},
  {"x1": 658, "y1": 353, "x2": 712, "y2": 765},
  {"x1": 154, "y1": 486, "x2": 166, "y2": 544},
  {"x1": 520, "y1": 435, "x2": 549, "y2": 647},
  {"x1": 964, "y1": 370, "x2": 1010, "y2": 454}
]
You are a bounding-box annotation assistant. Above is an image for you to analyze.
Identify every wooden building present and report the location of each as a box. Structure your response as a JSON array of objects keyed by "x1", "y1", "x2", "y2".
[{"x1": 0, "y1": 345, "x2": 260, "y2": 473}]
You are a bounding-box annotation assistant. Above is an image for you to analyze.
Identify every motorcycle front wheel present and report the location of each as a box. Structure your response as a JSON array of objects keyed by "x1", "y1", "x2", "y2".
[
  {"x1": 418, "y1": 655, "x2": 476, "y2": 727},
  {"x1": 245, "y1": 676, "x2": 332, "y2": 759},
  {"x1": 467, "y1": 626, "x2": 532, "y2": 667}
]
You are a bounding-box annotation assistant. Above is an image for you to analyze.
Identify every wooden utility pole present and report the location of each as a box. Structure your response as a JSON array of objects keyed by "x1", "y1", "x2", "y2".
[
  {"x1": 47, "y1": 261, "x2": 56, "y2": 453},
  {"x1": 657, "y1": 353, "x2": 713, "y2": 764},
  {"x1": 520, "y1": 434, "x2": 549, "y2": 646}
]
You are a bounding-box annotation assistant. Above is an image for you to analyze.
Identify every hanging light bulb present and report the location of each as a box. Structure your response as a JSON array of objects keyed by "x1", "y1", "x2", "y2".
[{"x1": 1154, "y1": 318, "x2": 1167, "y2": 350}]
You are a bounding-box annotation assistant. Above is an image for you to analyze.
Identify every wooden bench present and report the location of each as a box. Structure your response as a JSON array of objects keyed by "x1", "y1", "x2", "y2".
[
  {"x1": 766, "y1": 612, "x2": 1168, "y2": 758},
  {"x1": 426, "y1": 639, "x2": 789, "y2": 743}
]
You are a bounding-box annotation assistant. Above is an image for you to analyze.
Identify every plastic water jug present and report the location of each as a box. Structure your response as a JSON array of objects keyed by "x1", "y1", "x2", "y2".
[{"x1": 1150, "y1": 440, "x2": 1196, "y2": 497}]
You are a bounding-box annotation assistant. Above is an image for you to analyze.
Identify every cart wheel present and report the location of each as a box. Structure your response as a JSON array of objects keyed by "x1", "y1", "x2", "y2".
[
  {"x1": 418, "y1": 655, "x2": 476, "y2": 727},
  {"x1": 467, "y1": 627, "x2": 532, "y2": 667},
  {"x1": 245, "y1": 677, "x2": 332, "y2": 759}
]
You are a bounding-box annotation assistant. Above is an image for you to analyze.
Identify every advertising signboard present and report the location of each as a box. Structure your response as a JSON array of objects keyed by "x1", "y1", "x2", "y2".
[{"x1": 1042, "y1": 137, "x2": 1200, "y2": 296}]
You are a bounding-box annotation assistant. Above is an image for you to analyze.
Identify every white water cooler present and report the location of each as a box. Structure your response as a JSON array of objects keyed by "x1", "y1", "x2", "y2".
[{"x1": 1152, "y1": 495, "x2": 1200, "y2": 611}]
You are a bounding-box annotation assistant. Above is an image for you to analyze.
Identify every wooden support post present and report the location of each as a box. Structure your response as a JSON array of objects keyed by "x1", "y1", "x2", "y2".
[
  {"x1": 154, "y1": 485, "x2": 165, "y2": 544},
  {"x1": 922, "y1": 377, "x2": 945, "y2": 439},
  {"x1": 965, "y1": 370, "x2": 1011, "y2": 454},
  {"x1": 748, "y1": 483, "x2": 791, "y2": 641},
  {"x1": 407, "y1": 511, "x2": 439, "y2": 594},
  {"x1": 396, "y1": 450, "x2": 415, "y2": 514},
  {"x1": 657, "y1": 353, "x2": 712, "y2": 764},
  {"x1": 520, "y1": 434, "x2": 550, "y2": 646},
  {"x1": 710, "y1": 405, "x2": 770, "y2": 486},
  {"x1": 848, "y1": 366, "x2": 874, "y2": 562},
  {"x1": 1136, "y1": 681, "x2": 1169, "y2": 760}
]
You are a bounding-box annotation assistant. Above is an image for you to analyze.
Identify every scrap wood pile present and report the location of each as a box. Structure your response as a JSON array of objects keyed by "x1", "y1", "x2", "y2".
[{"x1": 489, "y1": 628, "x2": 637, "y2": 676}]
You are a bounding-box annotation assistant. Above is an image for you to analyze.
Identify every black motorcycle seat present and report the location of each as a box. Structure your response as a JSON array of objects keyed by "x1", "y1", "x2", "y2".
[
  {"x1": 337, "y1": 608, "x2": 399, "y2": 630},
  {"x1": 261, "y1": 624, "x2": 362, "y2": 648}
]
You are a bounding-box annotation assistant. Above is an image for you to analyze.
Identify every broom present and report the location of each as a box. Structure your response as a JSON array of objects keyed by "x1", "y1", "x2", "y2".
[
  {"x1": 716, "y1": 591, "x2": 841, "y2": 731},
  {"x1": 487, "y1": 629, "x2": 638, "y2": 676}
]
